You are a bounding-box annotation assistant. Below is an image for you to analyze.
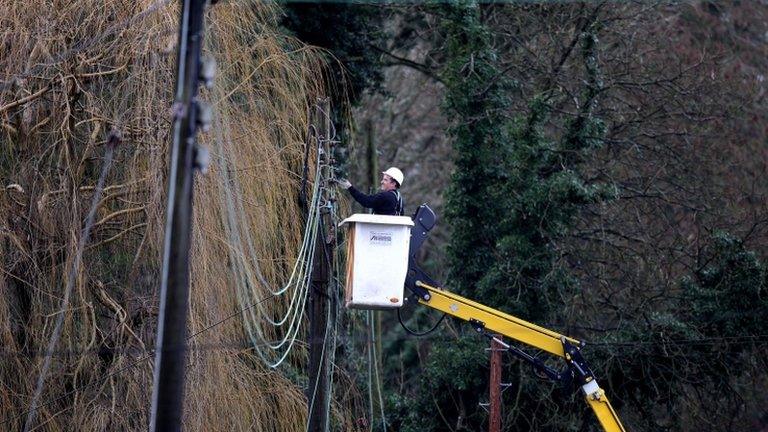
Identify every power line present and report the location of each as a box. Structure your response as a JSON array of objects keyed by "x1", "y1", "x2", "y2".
[
  {"x1": 212, "y1": 98, "x2": 327, "y2": 368},
  {"x1": 4, "y1": 329, "x2": 767, "y2": 359},
  {"x1": 6, "y1": 330, "x2": 768, "y2": 358},
  {"x1": 588, "y1": 334, "x2": 768, "y2": 347},
  {"x1": 5, "y1": 313, "x2": 766, "y2": 425}
]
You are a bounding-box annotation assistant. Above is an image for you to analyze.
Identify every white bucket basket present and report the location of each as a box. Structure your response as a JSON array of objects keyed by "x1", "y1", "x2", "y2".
[{"x1": 339, "y1": 214, "x2": 414, "y2": 309}]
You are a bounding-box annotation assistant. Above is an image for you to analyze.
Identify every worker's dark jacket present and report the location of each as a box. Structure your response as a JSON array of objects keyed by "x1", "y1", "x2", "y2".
[{"x1": 347, "y1": 187, "x2": 404, "y2": 216}]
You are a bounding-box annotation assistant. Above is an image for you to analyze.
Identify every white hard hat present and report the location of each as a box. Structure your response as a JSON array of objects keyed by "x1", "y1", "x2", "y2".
[{"x1": 382, "y1": 167, "x2": 404, "y2": 186}]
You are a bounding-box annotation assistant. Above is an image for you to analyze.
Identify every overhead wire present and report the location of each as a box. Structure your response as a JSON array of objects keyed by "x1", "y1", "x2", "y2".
[
  {"x1": 10, "y1": 319, "x2": 763, "y2": 428},
  {"x1": 373, "y1": 328, "x2": 387, "y2": 432},
  {"x1": 366, "y1": 311, "x2": 388, "y2": 431},
  {"x1": 212, "y1": 96, "x2": 326, "y2": 368},
  {"x1": 3, "y1": 332, "x2": 768, "y2": 359},
  {"x1": 210, "y1": 97, "x2": 345, "y2": 370},
  {"x1": 366, "y1": 311, "x2": 374, "y2": 430},
  {"x1": 305, "y1": 224, "x2": 335, "y2": 432}
]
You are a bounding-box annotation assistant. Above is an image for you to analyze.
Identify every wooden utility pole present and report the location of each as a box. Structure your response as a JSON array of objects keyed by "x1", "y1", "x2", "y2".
[
  {"x1": 489, "y1": 335, "x2": 503, "y2": 432},
  {"x1": 150, "y1": 0, "x2": 214, "y2": 430},
  {"x1": 307, "y1": 98, "x2": 334, "y2": 432}
]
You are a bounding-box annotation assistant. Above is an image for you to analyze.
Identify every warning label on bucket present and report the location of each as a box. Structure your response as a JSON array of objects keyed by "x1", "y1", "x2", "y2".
[{"x1": 369, "y1": 231, "x2": 392, "y2": 246}]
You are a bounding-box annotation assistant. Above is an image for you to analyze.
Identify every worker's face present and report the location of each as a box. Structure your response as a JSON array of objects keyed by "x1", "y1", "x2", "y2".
[{"x1": 380, "y1": 174, "x2": 397, "y2": 191}]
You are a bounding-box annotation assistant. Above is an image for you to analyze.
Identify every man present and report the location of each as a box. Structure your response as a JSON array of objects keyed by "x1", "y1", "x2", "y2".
[{"x1": 336, "y1": 167, "x2": 405, "y2": 216}]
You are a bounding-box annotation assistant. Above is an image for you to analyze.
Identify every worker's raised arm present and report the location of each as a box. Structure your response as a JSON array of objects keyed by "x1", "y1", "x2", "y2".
[
  {"x1": 348, "y1": 185, "x2": 386, "y2": 208},
  {"x1": 335, "y1": 167, "x2": 405, "y2": 216}
]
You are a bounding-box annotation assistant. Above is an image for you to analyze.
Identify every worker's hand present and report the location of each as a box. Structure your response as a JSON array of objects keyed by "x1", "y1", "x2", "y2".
[{"x1": 335, "y1": 179, "x2": 352, "y2": 189}]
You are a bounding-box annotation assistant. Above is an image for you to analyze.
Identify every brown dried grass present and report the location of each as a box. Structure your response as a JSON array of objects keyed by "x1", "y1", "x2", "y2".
[{"x1": 0, "y1": 0, "x2": 352, "y2": 430}]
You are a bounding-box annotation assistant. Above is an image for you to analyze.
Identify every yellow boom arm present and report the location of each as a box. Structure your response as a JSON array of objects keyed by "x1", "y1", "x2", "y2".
[{"x1": 414, "y1": 281, "x2": 626, "y2": 432}]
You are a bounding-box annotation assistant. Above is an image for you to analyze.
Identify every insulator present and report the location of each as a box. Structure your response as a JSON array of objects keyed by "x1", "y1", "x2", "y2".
[
  {"x1": 195, "y1": 145, "x2": 210, "y2": 174},
  {"x1": 196, "y1": 102, "x2": 213, "y2": 132},
  {"x1": 200, "y1": 56, "x2": 216, "y2": 89}
]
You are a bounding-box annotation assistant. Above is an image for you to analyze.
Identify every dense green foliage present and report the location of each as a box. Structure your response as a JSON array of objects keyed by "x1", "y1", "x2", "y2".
[
  {"x1": 443, "y1": 9, "x2": 608, "y2": 320},
  {"x1": 684, "y1": 233, "x2": 767, "y2": 341},
  {"x1": 281, "y1": 1, "x2": 385, "y2": 107},
  {"x1": 386, "y1": 337, "x2": 487, "y2": 432},
  {"x1": 441, "y1": 3, "x2": 515, "y2": 302},
  {"x1": 594, "y1": 232, "x2": 768, "y2": 430},
  {"x1": 280, "y1": 2, "x2": 386, "y2": 179},
  {"x1": 389, "y1": 2, "x2": 611, "y2": 431},
  {"x1": 324, "y1": 2, "x2": 768, "y2": 430}
]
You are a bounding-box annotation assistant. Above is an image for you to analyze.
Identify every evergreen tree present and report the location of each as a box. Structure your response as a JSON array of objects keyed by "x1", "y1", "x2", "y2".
[
  {"x1": 391, "y1": 2, "x2": 611, "y2": 430},
  {"x1": 281, "y1": 2, "x2": 385, "y2": 107},
  {"x1": 595, "y1": 232, "x2": 768, "y2": 431}
]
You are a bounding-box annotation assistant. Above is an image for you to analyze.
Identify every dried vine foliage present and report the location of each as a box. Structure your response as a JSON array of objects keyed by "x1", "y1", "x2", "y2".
[{"x1": 0, "y1": 0, "x2": 352, "y2": 430}]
